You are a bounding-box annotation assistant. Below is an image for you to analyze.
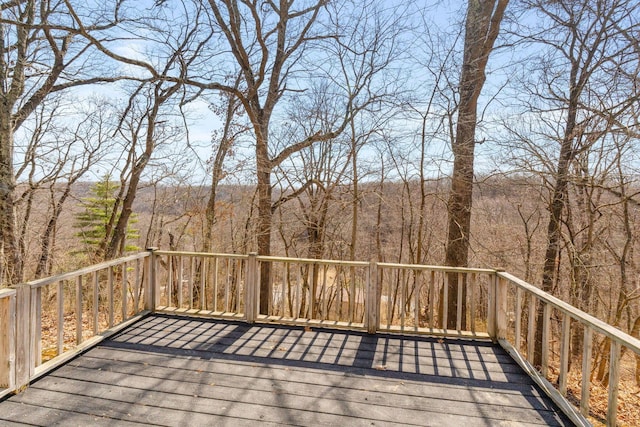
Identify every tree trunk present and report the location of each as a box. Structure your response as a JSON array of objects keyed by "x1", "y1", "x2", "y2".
[
  {"x1": 34, "y1": 186, "x2": 72, "y2": 278},
  {"x1": 0, "y1": 116, "x2": 20, "y2": 285},
  {"x1": 442, "y1": 0, "x2": 508, "y2": 329},
  {"x1": 256, "y1": 122, "x2": 272, "y2": 314},
  {"x1": 534, "y1": 52, "x2": 582, "y2": 368}
]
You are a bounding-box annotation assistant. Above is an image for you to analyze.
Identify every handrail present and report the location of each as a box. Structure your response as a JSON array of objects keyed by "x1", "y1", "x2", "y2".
[
  {"x1": 498, "y1": 271, "x2": 640, "y2": 353},
  {"x1": 4, "y1": 252, "x2": 151, "y2": 396},
  {"x1": 497, "y1": 271, "x2": 640, "y2": 426},
  {"x1": 17, "y1": 252, "x2": 150, "y2": 290},
  {"x1": 378, "y1": 262, "x2": 496, "y2": 274},
  {"x1": 3, "y1": 250, "x2": 638, "y2": 425},
  {"x1": 154, "y1": 250, "x2": 248, "y2": 259},
  {"x1": 258, "y1": 254, "x2": 370, "y2": 267}
]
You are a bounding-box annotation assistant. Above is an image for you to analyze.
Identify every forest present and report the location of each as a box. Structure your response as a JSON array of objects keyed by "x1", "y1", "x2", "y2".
[{"x1": 0, "y1": 0, "x2": 639, "y2": 399}]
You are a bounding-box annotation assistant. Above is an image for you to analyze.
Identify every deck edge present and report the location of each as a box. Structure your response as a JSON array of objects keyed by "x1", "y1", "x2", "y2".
[{"x1": 498, "y1": 338, "x2": 591, "y2": 427}]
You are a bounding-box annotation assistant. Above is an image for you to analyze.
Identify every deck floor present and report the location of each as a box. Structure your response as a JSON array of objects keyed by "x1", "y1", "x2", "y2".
[{"x1": 0, "y1": 313, "x2": 572, "y2": 426}]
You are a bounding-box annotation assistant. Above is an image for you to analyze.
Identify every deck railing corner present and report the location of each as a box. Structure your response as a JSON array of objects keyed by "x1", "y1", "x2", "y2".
[
  {"x1": 0, "y1": 288, "x2": 17, "y2": 396},
  {"x1": 144, "y1": 247, "x2": 159, "y2": 311},
  {"x1": 365, "y1": 260, "x2": 379, "y2": 334}
]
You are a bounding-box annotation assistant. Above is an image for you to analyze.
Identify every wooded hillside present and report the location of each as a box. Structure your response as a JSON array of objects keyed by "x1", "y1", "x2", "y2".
[{"x1": 0, "y1": 0, "x2": 638, "y2": 396}]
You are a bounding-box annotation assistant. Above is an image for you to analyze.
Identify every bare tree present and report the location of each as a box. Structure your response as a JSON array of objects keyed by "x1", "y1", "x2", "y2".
[
  {"x1": 0, "y1": 0, "x2": 131, "y2": 285},
  {"x1": 443, "y1": 0, "x2": 508, "y2": 329},
  {"x1": 196, "y1": 0, "x2": 404, "y2": 313},
  {"x1": 202, "y1": 75, "x2": 248, "y2": 253},
  {"x1": 33, "y1": 97, "x2": 110, "y2": 277},
  {"x1": 516, "y1": 0, "x2": 640, "y2": 366}
]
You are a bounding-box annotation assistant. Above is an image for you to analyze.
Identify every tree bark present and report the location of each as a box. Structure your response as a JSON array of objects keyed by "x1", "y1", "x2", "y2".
[
  {"x1": 0, "y1": 116, "x2": 20, "y2": 284},
  {"x1": 256, "y1": 120, "x2": 273, "y2": 314},
  {"x1": 442, "y1": 0, "x2": 508, "y2": 329}
]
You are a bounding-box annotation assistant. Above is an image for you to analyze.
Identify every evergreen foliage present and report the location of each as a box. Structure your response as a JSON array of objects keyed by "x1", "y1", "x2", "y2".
[{"x1": 74, "y1": 175, "x2": 139, "y2": 255}]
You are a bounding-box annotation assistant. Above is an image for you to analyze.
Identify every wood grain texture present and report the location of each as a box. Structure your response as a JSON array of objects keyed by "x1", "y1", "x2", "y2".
[
  {"x1": 0, "y1": 289, "x2": 16, "y2": 392},
  {"x1": 1, "y1": 313, "x2": 573, "y2": 426}
]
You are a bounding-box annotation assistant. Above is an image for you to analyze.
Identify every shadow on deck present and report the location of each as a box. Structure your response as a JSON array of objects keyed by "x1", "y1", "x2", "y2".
[{"x1": 1, "y1": 313, "x2": 572, "y2": 426}]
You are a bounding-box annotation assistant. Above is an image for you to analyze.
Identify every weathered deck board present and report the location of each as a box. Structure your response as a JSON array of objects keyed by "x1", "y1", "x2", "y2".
[{"x1": 0, "y1": 313, "x2": 572, "y2": 426}]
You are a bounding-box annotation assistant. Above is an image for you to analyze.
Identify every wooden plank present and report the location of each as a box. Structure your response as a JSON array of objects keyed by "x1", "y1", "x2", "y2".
[
  {"x1": 71, "y1": 349, "x2": 555, "y2": 404},
  {"x1": 7, "y1": 387, "x2": 284, "y2": 427},
  {"x1": 31, "y1": 312, "x2": 150, "y2": 383},
  {"x1": 21, "y1": 252, "x2": 149, "y2": 290},
  {"x1": 213, "y1": 257, "x2": 219, "y2": 311},
  {"x1": 122, "y1": 262, "x2": 128, "y2": 320},
  {"x1": 487, "y1": 273, "x2": 496, "y2": 339},
  {"x1": 414, "y1": 270, "x2": 421, "y2": 330},
  {"x1": 235, "y1": 258, "x2": 242, "y2": 313},
  {"x1": 541, "y1": 304, "x2": 550, "y2": 376},
  {"x1": 168, "y1": 255, "x2": 173, "y2": 307},
  {"x1": 41, "y1": 367, "x2": 567, "y2": 426},
  {"x1": 527, "y1": 295, "x2": 536, "y2": 363},
  {"x1": 31, "y1": 287, "x2": 42, "y2": 368},
  {"x1": 93, "y1": 272, "x2": 99, "y2": 333},
  {"x1": 188, "y1": 257, "x2": 194, "y2": 310},
  {"x1": 456, "y1": 272, "x2": 463, "y2": 331},
  {"x1": 1, "y1": 314, "x2": 575, "y2": 427},
  {"x1": 57, "y1": 281, "x2": 64, "y2": 354},
  {"x1": 442, "y1": 272, "x2": 449, "y2": 330},
  {"x1": 115, "y1": 328, "x2": 502, "y2": 366},
  {"x1": 15, "y1": 285, "x2": 32, "y2": 388},
  {"x1": 178, "y1": 256, "x2": 184, "y2": 309},
  {"x1": 133, "y1": 259, "x2": 140, "y2": 313},
  {"x1": 108, "y1": 266, "x2": 114, "y2": 327},
  {"x1": 607, "y1": 340, "x2": 621, "y2": 426},
  {"x1": 496, "y1": 277, "x2": 507, "y2": 340},
  {"x1": 113, "y1": 317, "x2": 510, "y2": 365},
  {"x1": 470, "y1": 272, "x2": 476, "y2": 333},
  {"x1": 515, "y1": 287, "x2": 522, "y2": 350},
  {"x1": 498, "y1": 271, "x2": 640, "y2": 353},
  {"x1": 376, "y1": 261, "x2": 494, "y2": 274},
  {"x1": 245, "y1": 253, "x2": 257, "y2": 323},
  {"x1": 76, "y1": 275, "x2": 83, "y2": 345},
  {"x1": 322, "y1": 264, "x2": 329, "y2": 320},
  {"x1": 91, "y1": 341, "x2": 536, "y2": 384},
  {"x1": 428, "y1": 270, "x2": 435, "y2": 328},
  {"x1": 200, "y1": 256, "x2": 206, "y2": 310},
  {"x1": 559, "y1": 314, "x2": 570, "y2": 396},
  {"x1": 224, "y1": 258, "x2": 230, "y2": 312},
  {"x1": 0, "y1": 289, "x2": 16, "y2": 391},
  {"x1": 499, "y1": 339, "x2": 590, "y2": 427},
  {"x1": 581, "y1": 328, "x2": 593, "y2": 416},
  {"x1": 0, "y1": 401, "x2": 150, "y2": 427}
]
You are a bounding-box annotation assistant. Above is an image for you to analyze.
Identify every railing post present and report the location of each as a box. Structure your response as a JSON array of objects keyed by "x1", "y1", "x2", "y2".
[
  {"x1": 496, "y1": 274, "x2": 508, "y2": 340},
  {"x1": 0, "y1": 289, "x2": 16, "y2": 393},
  {"x1": 607, "y1": 340, "x2": 621, "y2": 426},
  {"x1": 366, "y1": 261, "x2": 379, "y2": 334},
  {"x1": 488, "y1": 272, "x2": 496, "y2": 340},
  {"x1": 245, "y1": 252, "x2": 258, "y2": 324},
  {"x1": 144, "y1": 248, "x2": 158, "y2": 312},
  {"x1": 489, "y1": 270, "x2": 507, "y2": 342},
  {"x1": 14, "y1": 284, "x2": 32, "y2": 389}
]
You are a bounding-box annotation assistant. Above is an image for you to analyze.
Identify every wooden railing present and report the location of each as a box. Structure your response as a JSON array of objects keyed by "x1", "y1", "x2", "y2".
[
  {"x1": 151, "y1": 251, "x2": 496, "y2": 336},
  {"x1": 496, "y1": 272, "x2": 640, "y2": 427},
  {"x1": 0, "y1": 252, "x2": 151, "y2": 399},
  {"x1": 2, "y1": 249, "x2": 639, "y2": 425},
  {"x1": 0, "y1": 288, "x2": 16, "y2": 394}
]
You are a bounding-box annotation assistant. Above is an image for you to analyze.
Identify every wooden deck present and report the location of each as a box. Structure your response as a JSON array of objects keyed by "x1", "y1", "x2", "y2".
[{"x1": 0, "y1": 313, "x2": 572, "y2": 426}]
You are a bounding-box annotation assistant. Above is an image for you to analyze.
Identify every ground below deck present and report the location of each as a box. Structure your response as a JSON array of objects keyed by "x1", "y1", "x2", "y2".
[{"x1": 0, "y1": 313, "x2": 573, "y2": 426}]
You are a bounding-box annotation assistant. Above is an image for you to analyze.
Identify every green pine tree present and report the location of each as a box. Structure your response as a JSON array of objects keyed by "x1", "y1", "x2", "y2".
[{"x1": 75, "y1": 175, "x2": 140, "y2": 257}]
